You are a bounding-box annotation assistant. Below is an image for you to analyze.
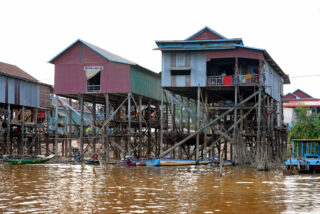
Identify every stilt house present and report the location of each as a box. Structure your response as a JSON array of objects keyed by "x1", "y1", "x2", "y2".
[
  {"x1": 49, "y1": 39, "x2": 162, "y2": 161},
  {"x1": 0, "y1": 62, "x2": 53, "y2": 155},
  {"x1": 156, "y1": 27, "x2": 290, "y2": 169}
]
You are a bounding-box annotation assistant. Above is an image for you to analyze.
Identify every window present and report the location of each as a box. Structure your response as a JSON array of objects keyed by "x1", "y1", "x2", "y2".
[{"x1": 85, "y1": 66, "x2": 102, "y2": 93}]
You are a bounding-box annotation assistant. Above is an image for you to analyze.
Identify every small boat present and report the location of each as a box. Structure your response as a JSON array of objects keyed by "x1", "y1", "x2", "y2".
[
  {"x1": 8, "y1": 154, "x2": 55, "y2": 165},
  {"x1": 134, "y1": 160, "x2": 147, "y2": 166},
  {"x1": 120, "y1": 159, "x2": 136, "y2": 166},
  {"x1": 211, "y1": 159, "x2": 233, "y2": 167},
  {"x1": 146, "y1": 158, "x2": 212, "y2": 166},
  {"x1": 86, "y1": 159, "x2": 100, "y2": 165}
]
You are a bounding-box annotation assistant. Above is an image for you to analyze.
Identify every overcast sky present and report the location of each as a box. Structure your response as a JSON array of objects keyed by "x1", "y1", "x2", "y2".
[{"x1": 1, "y1": 0, "x2": 320, "y2": 97}]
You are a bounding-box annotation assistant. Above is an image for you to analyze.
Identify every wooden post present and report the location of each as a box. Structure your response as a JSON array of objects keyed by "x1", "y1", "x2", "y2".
[
  {"x1": 165, "y1": 104, "x2": 169, "y2": 132},
  {"x1": 93, "y1": 98, "x2": 96, "y2": 155},
  {"x1": 179, "y1": 96, "x2": 183, "y2": 159},
  {"x1": 257, "y1": 88, "x2": 262, "y2": 153},
  {"x1": 204, "y1": 93, "x2": 208, "y2": 158},
  {"x1": 45, "y1": 109, "x2": 49, "y2": 156},
  {"x1": 187, "y1": 98, "x2": 190, "y2": 133},
  {"x1": 138, "y1": 96, "x2": 142, "y2": 159},
  {"x1": 179, "y1": 96, "x2": 183, "y2": 132},
  {"x1": 68, "y1": 98, "x2": 72, "y2": 161},
  {"x1": 79, "y1": 94, "x2": 84, "y2": 161},
  {"x1": 7, "y1": 104, "x2": 11, "y2": 154},
  {"x1": 105, "y1": 94, "x2": 109, "y2": 163},
  {"x1": 21, "y1": 106, "x2": 25, "y2": 155},
  {"x1": 147, "y1": 100, "x2": 151, "y2": 156},
  {"x1": 171, "y1": 95, "x2": 175, "y2": 131},
  {"x1": 34, "y1": 109, "x2": 38, "y2": 154},
  {"x1": 128, "y1": 93, "x2": 131, "y2": 133},
  {"x1": 54, "y1": 97, "x2": 58, "y2": 161},
  {"x1": 233, "y1": 86, "x2": 238, "y2": 162},
  {"x1": 196, "y1": 86, "x2": 200, "y2": 164},
  {"x1": 160, "y1": 89, "x2": 164, "y2": 154}
]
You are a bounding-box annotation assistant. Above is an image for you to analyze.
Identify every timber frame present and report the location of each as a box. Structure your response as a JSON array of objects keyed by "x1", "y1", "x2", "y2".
[{"x1": 158, "y1": 85, "x2": 288, "y2": 169}]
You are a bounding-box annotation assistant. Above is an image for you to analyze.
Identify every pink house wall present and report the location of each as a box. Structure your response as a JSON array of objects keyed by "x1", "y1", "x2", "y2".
[
  {"x1": 54, "y1": 42, "x2": 131, "y2": 94},
  {"x1": 206, "y1": 48, "x2": 264, "y2": 61}
]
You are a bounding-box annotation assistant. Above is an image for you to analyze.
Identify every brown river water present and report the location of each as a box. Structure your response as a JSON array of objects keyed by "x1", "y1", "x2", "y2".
[{"x1": 0, "y1": 164, "x2": 320, "y2": 214}]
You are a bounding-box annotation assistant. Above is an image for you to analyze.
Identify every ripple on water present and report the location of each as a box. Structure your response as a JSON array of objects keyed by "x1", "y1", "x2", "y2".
[{"x1": 1, "y1": 165, "x2": 320, "y2": 213}]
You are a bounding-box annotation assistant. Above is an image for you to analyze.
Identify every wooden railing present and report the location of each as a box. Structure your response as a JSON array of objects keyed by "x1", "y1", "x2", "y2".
[
  {"x1": 207, "y1": 74, "x2": 260, "y2": 86},
  {"x1": 87, "y1": 85, "x2": 101, "y2": 93}
]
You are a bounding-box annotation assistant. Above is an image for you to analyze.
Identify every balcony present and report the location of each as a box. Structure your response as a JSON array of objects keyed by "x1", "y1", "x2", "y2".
[
  {"x1": 87, "y1": 85, "x2": 101, "y2": 93},
  {"x1": 207, "y1": 74, "x2": 260, "y2": 86}
]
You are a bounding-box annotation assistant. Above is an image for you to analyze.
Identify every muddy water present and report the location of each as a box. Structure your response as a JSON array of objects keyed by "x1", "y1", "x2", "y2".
[{"x1": 0, "y1": 164, "x2": 320, "y2": 214}]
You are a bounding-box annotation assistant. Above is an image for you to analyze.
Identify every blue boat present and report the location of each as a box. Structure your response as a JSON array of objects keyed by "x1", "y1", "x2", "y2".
[
  {"x1": 146, "y1": 158, "x2": 213, "y2": 166},
  {"x1": 284, "y1": 139, "x2": 320, "y2": 173}
]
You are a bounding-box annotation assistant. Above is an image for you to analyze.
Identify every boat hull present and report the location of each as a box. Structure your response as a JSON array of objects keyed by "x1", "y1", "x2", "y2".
[
  {"x1": 146, "y1": 158, "x2": 212, "y2": 166},
  {"x1": 8, "y1": 154, "x2": 55, "y2": 165},
  {"x1": 134, "y1": 160, "x2": 147, "y2": 166}
]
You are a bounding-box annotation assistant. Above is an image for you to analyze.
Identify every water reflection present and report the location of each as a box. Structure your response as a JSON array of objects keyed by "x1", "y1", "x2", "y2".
[{"x1": 1, "y1": 164, "x2": 320, "y2": 213}]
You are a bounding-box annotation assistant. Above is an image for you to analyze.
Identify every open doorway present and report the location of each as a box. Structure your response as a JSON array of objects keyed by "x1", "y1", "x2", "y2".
[{"x1": 85, "y1": 66, "x2": 102, "y2": 93}]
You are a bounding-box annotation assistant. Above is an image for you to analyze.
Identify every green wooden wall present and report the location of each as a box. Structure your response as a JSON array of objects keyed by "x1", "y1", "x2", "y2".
[{"x1": 130, "y1": 65, "x2": 161, "y2": 101}]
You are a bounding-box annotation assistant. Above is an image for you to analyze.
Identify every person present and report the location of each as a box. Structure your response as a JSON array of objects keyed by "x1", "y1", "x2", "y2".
[
  {"x1": 74, "y1": 151, "x2": 80, "y2": 162},
  {"x1": 221, "y1": 71, "x2": 226, "y2": 77},
  {"x1": 92, "y1": 154, "x2": 98, "y2": 161}
]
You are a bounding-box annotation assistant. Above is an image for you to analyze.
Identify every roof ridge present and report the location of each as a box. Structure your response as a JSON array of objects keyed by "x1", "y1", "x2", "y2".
[
  {"x1": 185, "y1": 26, "x2": 227, "y2": 40},
  {"x1": 0, "y1": 61, "x2": 38, "y2": 82}
]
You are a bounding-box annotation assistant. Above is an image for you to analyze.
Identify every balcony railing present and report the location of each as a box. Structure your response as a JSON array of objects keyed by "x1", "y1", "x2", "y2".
[
  {"x1": 87, "y1": 85, "x2": 101, "y2": 93},
  {"x1": 207, "y1": 74, "x2": 260, "y2": 86}
]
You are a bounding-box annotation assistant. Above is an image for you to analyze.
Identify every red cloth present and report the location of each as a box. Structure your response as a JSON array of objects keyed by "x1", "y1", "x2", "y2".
[
  {"x1": 37, "y1": 111, "x2": 45, "y2": 119},
  {"x1": 223, "y1": 75, "x2": 232, "y2": 85}
]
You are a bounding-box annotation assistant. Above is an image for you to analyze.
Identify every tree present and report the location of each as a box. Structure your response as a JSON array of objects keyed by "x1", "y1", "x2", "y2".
[{"x1": 288, "y1": 106, "x2": 320, "y2": 140}]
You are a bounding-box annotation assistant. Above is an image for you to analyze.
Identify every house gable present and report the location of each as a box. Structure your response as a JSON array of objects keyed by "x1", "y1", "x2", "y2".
[
  {"x1": 186, "y1": 26, "x2": 226, "y2": 40},
  {"x1": 292, "y1": 89, "x2": 313, "y2": 99}
]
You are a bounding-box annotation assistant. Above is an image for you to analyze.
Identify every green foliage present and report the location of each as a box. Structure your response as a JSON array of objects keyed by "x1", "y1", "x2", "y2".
[{"x1": 289, "y1": 106, "x2": 320, "y2": 140}]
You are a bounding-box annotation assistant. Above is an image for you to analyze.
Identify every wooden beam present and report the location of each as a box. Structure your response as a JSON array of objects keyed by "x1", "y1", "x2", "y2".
[
  {"x1": 105, "y1": 94, "x2": 110, "y2": 163},
  {"x1": 159, "y1": 89, "x2": 261, "y2": 157},
  {"x1": 196, "y1": 86, "x2": 200, "y2": 164},
  {"x1": 54, "y1": 97, "x2": 58, "y2": 161},
  {"x1": 160, "y1": 89, "x2": 164, "y2": 154},
  {"x1": 7, "y1": 104, "x2": 10, "y2": 153},
  {"x1": 79, "y1": 94, "x2": 84, "y2": 161}
]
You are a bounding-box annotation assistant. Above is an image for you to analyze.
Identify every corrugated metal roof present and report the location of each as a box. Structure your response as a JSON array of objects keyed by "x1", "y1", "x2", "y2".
[
  {"x1": 49, "y1": 39, "x2": 136, "y2": 65},
  {"x1": 283, "y1": 100, "x2": 320, "y2": 107},
  {"x1": 0, "y1": 62, "x2": 38, "y2": 82}
]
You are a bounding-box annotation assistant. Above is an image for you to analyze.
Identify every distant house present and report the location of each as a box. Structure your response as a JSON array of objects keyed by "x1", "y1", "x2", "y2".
[
  {"x1": 0, "y1": 61, "x2": 53, "y2": 154},
  {"x1": 0, "y1": 62, "x2": 52, "y2": 109},
  {"x1": 283, "y1": 89, "x2": 320, "y2": 125}
]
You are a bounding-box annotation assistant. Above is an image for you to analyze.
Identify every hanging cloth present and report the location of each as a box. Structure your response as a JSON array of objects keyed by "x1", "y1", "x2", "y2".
[{"x1": 85, "y1": 69, "x2": 100, "y2": 80}]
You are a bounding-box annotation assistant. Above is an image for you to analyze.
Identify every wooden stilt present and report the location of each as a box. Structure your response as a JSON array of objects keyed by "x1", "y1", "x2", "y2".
[
  {"x1": 147, "y1": 100, "x2": 151, "y2": 156},
  {"x1": 93, "y1": 98, "x2": 96, "y2": 155},
  {"x1": 138, "y1": 96, "x2": 142, "y2": 159},
  {"x1": 160, "y1": 89, "x2": 164, "y2": 155},
  {"x1": 45, "y1": 109, "x2": 49, "y2": 156},
  {"x1": 7, "y1": 104, "x2": 10, "y2": 154},
  {"x1": 79, "y1": 94, "x2": 84, "y2": 161},
  {"x1": 54, "y1": 97, "x2": 58, "y2": 162},
  {"x1": 68, "y1": 98, "x2": 72, "y2": 161},
  {"x1": 105, "y1": 94, "x2": 109, "y2": 164},
  {"x1": 204, "y1": 93, "x2": 208, "y2": 158},
  {"x1": 187, "y1": 98, "x2": 190, "y2": 133},
  {"x1": 233, "y1": 86, "x2": 238, "y2": 162},
  {"x1": 196, "y1": 86, "x2": 200, "y2": 164}
]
